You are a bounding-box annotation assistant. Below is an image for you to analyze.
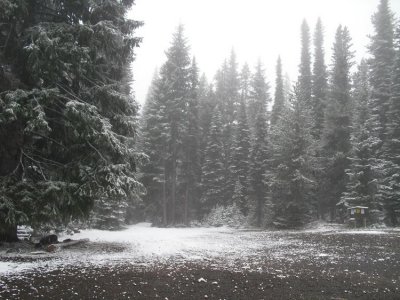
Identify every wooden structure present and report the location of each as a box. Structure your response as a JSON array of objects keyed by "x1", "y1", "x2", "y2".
[{"x1": 347, "y1": 206, "x2": 368, "y2": 228}]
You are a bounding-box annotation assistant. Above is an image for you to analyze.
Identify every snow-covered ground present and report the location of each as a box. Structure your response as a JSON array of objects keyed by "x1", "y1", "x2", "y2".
[{"x1": 1, "y1": 222, "x2": 398, "y2": 276}]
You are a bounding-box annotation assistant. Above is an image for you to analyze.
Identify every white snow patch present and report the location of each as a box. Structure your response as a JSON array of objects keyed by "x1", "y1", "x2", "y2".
[
  {"x1": 339, "y1": 230, "x2": 389, "y2": 235},
  {"x1": 0, "y1": 222, "x2": 396, "y2": 276}
]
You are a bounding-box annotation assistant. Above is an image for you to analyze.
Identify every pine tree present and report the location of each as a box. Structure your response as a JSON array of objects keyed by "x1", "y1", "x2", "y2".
[
  {"x1": 271, "y1": 56, "x2": 285, "y2": 126},
  {"x1": 201, "y1": 108, "x2": 227, "y2": 213},
  {"x1": 381, "y1": 26, "x2": 400, "y2": 225},
  {"x1": 198, "y1": 76, "x2": 215, "y2": 164},
  {"x1": 161, "y1": 24, "x2": 192, "y2": 225},
  {"x1": 232, "y1": 179, "x2": 246, "y2": 213},
  {"x1": 340, "y1": 61, "x2": 380, "y2": 220},
  {"x1": 298, "y1": 20, "x2": 312, "y2": 107},
  {"x1": 312, "y1": 18, "x2": 328, "y2": 139},
  {"x1": 240, "y1": 63, "x2": 251, "y2": 103},
  {"x1": 140, "y1": 25, "x2": 193, "y2": 225},
  {"x1": 214, "y1": 51, "x2": 241, "y2": 203},
  {"x1": 321, "y1": 26, "x2": 354, "y2": 219},
  {"x1": 268, "y1": 85, "x2": 316, "y2": 228},
  {"x1": 368, "y1": 0, "x2": 395, "y2": 143},
  {"x1": 231, "y1": 97, "x2": 251, "y2": 214},
  {"x1": 0, "y1": 0, "x2": 143, "y2": 240},
  {"x1": 249, "y1": 61, "x2": 271, "y2": 226},
  {"x1": 139, "y1": 72, "x2": 170, "y2": 225},
  {"x1": 181, "y1": 57, "x2": 201, "y2": 225}
]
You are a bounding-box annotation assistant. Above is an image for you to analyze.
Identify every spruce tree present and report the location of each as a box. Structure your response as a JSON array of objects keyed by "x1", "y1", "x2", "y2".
[
  {"x1": 368, "y1": 0, "x2": 395, "y2": 144},
  {"x1": 161, "y1": 24, "x2": 191, "y2": 225},
  {"x1": 271, "y1": 56, "x2": 285, "y2": 126},
  {"x1": 140, "y1": 72, "x2": 170, "y2": 225},
  {"x1": 340, "y1": 61, "x2": 380, "y2": 220},
  {"x1": 231, "y1": 97, "x2": 251, "y2": 214},
  {"x1": 312, "y1": 18, "x2": 328, "y2": 139},
  {"x1": 214, "y1": 51, "x2": 240, "y2": 203},
  {"x1": 249, "y1": 61, "x2": 271, "y2": 226},
  {"x1": 268, "y1": 85, "x2": 316, "y2": 228},
  {"x1": 321, "y1": 26, "x2": 354, "y2": 219},
  {"x1": 298, "y1": 20, "x2": 312, "y2": 107},
  {"x1": 0, "y1": 0, "x2": 143, "y2": 240},
  {"x1": 181, "y1": 57, "x2": 201, "y2": 225},
  {"x1": 381, "y1": 26, "x2": 400, "y2": 225},
  {"x1": 198, "y1": 77, "x2": 215, "y2": 165},
  {"x1": 140, "y1": 25, "x2": 192, "y2": 225},
  {"x1": 240, "y1": 63, "x2": 251, "y2": 103},
  {"x1": 201, "y1": 108, "x2": 227, "y2": 213}
]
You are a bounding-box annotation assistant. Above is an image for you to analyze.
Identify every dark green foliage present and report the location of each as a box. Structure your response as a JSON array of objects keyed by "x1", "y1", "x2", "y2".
[
  {"x1": 139, "y1": 72, "x2": 169, "y2": 224},
  {"x1": 321, "y1": 26, "x2": 354, "y2": 219},
  {"x1": 0, "y1": 0, "x2": 143, "y2": 239},
  {"x1": 249, "y1": 61, "x2": 271, "y2": 226},
  {"x1": 214, "y1": 51, "x2": 241, "y2": 203},
  {"x1": 271, "y1": 57, "x2": 285, "y2": 126},
  {"x1": 268, "y1": 86, "x2": 316, "y2": 228},
  {"x1": 380, "y1": 26, "x2": 400, "y2": 225},
  {"x1": 181, "y1": 58, "x2": 201, "y2": 225},
  {"x1": 312, "y1": 18, "x2": 328, "y2": 139},
  {"x1": 140, "y1": 25, "x2": 194, "y2": 226},
  {"x1": 201, "y1": 108, "x2": 227, "y2": 213},
  {"x1": 298, "y1": 20, "x2": 312, "y2": 107},
  {"x1": 231, "y1": 97, "x2": 251, "y2": 214},
  {"x1": 340, "y1": 61, "x2": 381, "y2": 222},
  {"x1": 138, "y1": 0, "x2": 400, "y2": 228},
  {"x1": 368, "y1": 0, "x2": 395, "y2": 143}
]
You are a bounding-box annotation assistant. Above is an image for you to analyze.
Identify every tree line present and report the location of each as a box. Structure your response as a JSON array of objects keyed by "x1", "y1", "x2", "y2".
[{"x1": 140, "y1": 0, "x2": 400, "y2": 228}]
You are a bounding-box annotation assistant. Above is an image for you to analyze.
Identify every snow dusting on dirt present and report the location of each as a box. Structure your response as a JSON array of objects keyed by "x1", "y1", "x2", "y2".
[{"x1": 1, "y1": 222, "x2": 398, "y2": 277}]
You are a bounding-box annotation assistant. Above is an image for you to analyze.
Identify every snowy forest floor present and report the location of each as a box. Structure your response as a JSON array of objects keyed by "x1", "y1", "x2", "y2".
[{"x1": 1, "y1": 223, "x2": 400, "y2": 299}]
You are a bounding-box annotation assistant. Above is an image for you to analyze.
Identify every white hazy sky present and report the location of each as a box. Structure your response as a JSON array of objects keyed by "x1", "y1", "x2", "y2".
[{"x1": 129, "y1": 0, "x2": 400, "y2": 106}]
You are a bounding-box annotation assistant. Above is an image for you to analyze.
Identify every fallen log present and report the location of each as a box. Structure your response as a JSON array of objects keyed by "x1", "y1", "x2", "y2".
[{"x1": 46, "y1": 238, "x2": 89, "y2": 252}]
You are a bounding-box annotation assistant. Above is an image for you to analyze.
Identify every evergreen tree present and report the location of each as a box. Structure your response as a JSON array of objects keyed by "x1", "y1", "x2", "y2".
[
  {"x1": 268, "y1": 85, "x2": 316, "y2": 228},
  {"x1": 214, "y1": 51, "x2": 241, "y2": 203},
  {"x1": 271, "y1": 56, "x2": 285, "y2": 126},
  {"x1": 312, "y1": 18, "x2": 328, "y2": 139},
  {"x1": 181, "y1": 57, "x2": 201, "y2": 225},
  {"x1": 321, "y1": 26, "x2": 354, "y2": 219},
  {"x1": 298, "y1": 20, "x2": 312, "y2": 107},
  {"x1": 0, "y1": 0, "x2": 143, "y2": 240},
  {"x1": 232, "y1": 179, "x2": 246, "y2": 212},
  {"x1": 249, "y1": 61, "x2": 271, "y2": 226},
  {"x1": 368, "y1": 0, "x2": 395, "y2": 143},
  {"x1": 161, "y1": 24, "x2": 191, "y2": 225},
  {"x1": 240, "y1": 63, "x2": 251, "y2": 103},
  {"x1": 201, "y1": 108, "x2": 226, "y2": 213},
  {"x1": 340, "y1": 61, "x2": 380, "y2": 220},
  {"x1": 140, "y1": 72, "x2": 170, "y2": 225},
  {"x1": 198, "y1": 77, "x2": 215, "y2": 165},
  {"x1": 231, "y1": 97, "x2": 251, "y2": 214},
  {"x1": 139, "y1": 25, "x2": 192, "y2": 225},
  {"x1": 381, "y1": 26, "x2": 400, "y2": 225}
]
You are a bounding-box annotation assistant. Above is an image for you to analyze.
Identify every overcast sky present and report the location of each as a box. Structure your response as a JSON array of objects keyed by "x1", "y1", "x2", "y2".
[{"x1": 129, "y1": 0, "x2": 400, "y2": 107}]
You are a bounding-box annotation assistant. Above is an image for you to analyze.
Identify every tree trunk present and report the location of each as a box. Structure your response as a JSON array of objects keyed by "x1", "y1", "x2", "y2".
[
  {"x1": 162, "y1": 161, "x2": 167, "y2": 227},
  {"x1": 256, "y1": 194, "x2": 263, "y2": 227},
  {"x1": 184, "y1": 185, "x2": 189, "y2": 226},
  {"x1": 171, "y1": 146, "x2": 177, "y2": 225}
]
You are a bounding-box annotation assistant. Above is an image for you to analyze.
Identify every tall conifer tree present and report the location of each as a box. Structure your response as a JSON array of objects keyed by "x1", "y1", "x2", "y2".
[
  {"x1": 268, "y1": 85, "x2": 316, "y2": 228},
  {"x1": 312, "y1": 18, "x2": 328, "y2": 139},
  {"x1": 249, "y1": 61, "x2": 271, "y2": 226},
  {"x1": 0, "y1": 0, "x2": 143, "y2": 240},
  {"x1": 271, "y1": 57, "x2": 285, "y2": 126},
  {"x1": 298, "y1": 20, "x2": 312, "y2": 107},
  {"x1": 201, "y1": 108, "x2": 227, "y2": 212},
  {"x1": 321, "y1": 26, "x2": 354, "y2": 219}
]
